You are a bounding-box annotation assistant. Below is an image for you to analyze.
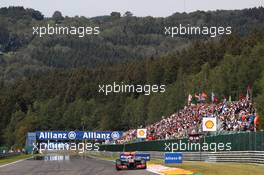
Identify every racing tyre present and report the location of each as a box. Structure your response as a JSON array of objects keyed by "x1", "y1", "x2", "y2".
[
  {"x1": 115, "y1": 159, "x2": 122, "y2": 170},
  {"x1": 140, "y1": 159, "x2": 147, "y2": 169}
]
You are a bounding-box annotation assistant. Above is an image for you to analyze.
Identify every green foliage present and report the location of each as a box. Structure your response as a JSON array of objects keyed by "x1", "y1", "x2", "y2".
[
  {"x1": 1, "y1": 7, "x2": 264, "y2": 148},
  {"x1": 1, "y1": 7, "x2": 264, "y2": 80},
  {"x1": 52, "y1": 11, "x2": 64, "y2": 22},
  {"x1": 0, "y1": 6, "x2": 43, "y2": 21},
  {"x1": 110, "y1": 12, "x2": 121, "y2": 19}
]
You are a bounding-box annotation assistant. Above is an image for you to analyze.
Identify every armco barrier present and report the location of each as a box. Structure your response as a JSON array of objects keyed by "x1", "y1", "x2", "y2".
[
  {"x1": 150, "y1": 151, "x2": 264, "y2": 164},
  {"x1": 94, "y1": 151, "x2": 264, "y2": 164},
  {"x1": 100, "y1": 131, "x2": 264, "y2": 152}
]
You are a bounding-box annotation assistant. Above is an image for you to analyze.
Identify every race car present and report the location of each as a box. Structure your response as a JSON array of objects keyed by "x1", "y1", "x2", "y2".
[{"x1": 115, "y1": 152, "x2": 147, "y2": 170}]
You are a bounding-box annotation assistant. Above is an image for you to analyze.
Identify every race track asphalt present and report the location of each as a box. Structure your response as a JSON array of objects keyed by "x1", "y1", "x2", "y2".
[{"x1": 0, "y1": 155, "x2": 156, "y2": 175}]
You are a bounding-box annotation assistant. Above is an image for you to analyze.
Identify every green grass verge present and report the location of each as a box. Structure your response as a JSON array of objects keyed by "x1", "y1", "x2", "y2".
[
  {"x1": 0, "y1": 154, "x2": 32, "y2": 166},
  {"x1": 150, "y1": 159, "x2": 264, "y2": 175}
]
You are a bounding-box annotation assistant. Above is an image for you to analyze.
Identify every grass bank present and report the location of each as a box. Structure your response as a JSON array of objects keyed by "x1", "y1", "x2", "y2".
[
  {"x1": 0, "y1": 154, "x2": 32, "y2": 166},
  {"x1": 151, "y1": 159, "x2": 264, "y2": 175}
]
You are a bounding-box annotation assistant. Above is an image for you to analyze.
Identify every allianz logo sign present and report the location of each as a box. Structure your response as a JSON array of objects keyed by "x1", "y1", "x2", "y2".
[
  {"x1": 68, "y1": 131, "x2": 76, "y2": 140},
  {"x1": 39, "y1": 132, "x2": 68, "y2": 139},
  {"x1": 165, "y1": 156, "x2": 182, "y2": 160},
  {"x1": 37, "y1": 131, "x2": 122, "y2": 140}
]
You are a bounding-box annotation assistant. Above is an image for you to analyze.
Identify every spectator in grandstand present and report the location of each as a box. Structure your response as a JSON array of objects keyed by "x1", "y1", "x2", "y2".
[{"x1": 118, "y1": 98, "x2": 257, "y2": 143}]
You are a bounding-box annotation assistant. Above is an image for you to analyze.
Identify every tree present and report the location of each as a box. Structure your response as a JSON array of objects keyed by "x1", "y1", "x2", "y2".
[
  {"x1": 0, "y1": 25, "x2": 9, "y2": 46},
  {"x1": 52, "y1": 11, "x2": 64, "y2": 22},
  {"x1": 110, "y1": 12, "x2": 121, "y2": 18},
  {"x1": 124, "y1": 11, "x2": 133, "y2": 17},
  {"x1": 27, "y1": 8, "x2": 44, "y2": 20}
]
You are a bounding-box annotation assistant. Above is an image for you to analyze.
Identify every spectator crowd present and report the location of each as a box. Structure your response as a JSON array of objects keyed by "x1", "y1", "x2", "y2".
[{"x1": 117, "y1": 99, "x2": 260, "y2": 143}]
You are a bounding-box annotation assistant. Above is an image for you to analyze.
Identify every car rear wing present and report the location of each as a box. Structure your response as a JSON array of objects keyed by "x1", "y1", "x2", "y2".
[{"x1": 120, "y1": 153, "x2": 150, "y2": 161}]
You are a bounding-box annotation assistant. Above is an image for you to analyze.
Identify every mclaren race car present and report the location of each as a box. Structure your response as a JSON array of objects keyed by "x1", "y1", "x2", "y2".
[{"x1": 115, "y1": 152, "x2": 148, "y2": 170}]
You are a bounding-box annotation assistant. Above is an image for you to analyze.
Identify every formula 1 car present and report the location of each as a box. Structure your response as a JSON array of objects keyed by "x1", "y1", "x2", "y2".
[{"x1": 115, "y1": 152, "x2": 147, "y2": 170}]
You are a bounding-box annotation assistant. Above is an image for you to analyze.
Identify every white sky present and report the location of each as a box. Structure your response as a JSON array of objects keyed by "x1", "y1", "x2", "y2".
[{"x1": 0, "y1": 0, "x2": 263, "y2": 17}]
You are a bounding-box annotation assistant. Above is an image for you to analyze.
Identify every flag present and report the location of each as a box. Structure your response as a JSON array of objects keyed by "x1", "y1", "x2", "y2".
[
  {"x1": 137, "y1": 129, "x2": 147, "y2": 139},
  {"x1": 211, "y1": 92, "x2": 219, "y2": 103},
  {"x1": 239, "y1": 93, "x2": 245, "y2": 100},
  {"x1": 200, "y1": 92, "x2": 208, "y2": 102},
  {"x1": 254, "y1": 114, "x2": 261, "y2": 131},
  {"x1": 201, "y1": 92, "x2": 208, "y2": 98},
  {"x1": 202, "y1": 118, "x2": 217, "y2": 132},
  {"x1": 211, "y1": 92, "x2": 215, "y2": 103},
  {"x1": 223, "y1": 97, "x2": 227, "y2": 103},
  {"x1": 246, "y1": 85, "x2": 252, "y2": 101},
  {"x1": 188, "y1": 94, "x2": 192, "y2": 105},
  {"x1": 246, "y1": 89, "x2": 249, "y2": 100},
  {"x1": 195, "y1": 93, "x2": 200, "y2": 99},
  {"x1": 221, "y1": 103, "x2": 227, "y2": 114},
  {"x1": 194, "y1": 93, "x2": 201, "y2": 103},
  {"x1": 214, "y1": 96, "x2": 219, "y2": 103}
]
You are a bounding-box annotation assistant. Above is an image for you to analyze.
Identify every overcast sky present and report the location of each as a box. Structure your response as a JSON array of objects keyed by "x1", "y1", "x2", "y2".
[{"x1": 0, "y1": 0, "x2": 263, "y2": 17}]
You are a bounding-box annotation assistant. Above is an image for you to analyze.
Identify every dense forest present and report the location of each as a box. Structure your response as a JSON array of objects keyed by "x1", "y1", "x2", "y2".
[{"x1": 0, "y1": 7, "x2": 264, "y2": 148}]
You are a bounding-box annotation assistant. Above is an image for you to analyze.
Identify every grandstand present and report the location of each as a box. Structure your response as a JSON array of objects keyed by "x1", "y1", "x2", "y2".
[{"x1": 118, "y1": 98, "x2": 260, "y2": 143}]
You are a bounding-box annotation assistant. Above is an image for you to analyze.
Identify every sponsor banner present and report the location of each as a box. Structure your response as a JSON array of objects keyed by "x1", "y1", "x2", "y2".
[
  {"x1": 137, "y1": 129, "x2": 147, "y2": 138},
  {"x1": 35, "y1": 131, "x2": 122, "y2": 141},
  {"x1": 120, "y1": 153, "x2": 151, "y2": 161},
  {"x1": 202, "y1": 117, "x2": 217, "y2": 131},
  {"x1": 164, "y1": 152, "x2": 183, "y2": 164},
  {"x1": 135, "y1": 153, "x2": 151, "y2": 161}
]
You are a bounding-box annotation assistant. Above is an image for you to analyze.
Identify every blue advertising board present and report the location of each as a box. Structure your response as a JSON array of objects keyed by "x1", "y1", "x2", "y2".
[
  {"x1": 35, "y1": 131, "x2": 122, "y2": 141},
  {"x1": 120, "y1": 153, "x2": 151, "y2": 161},
  {"x1": 164, "y1": 152, "x2": 183, "y2": 164},
  {"x1": 25, "y1": 132, "x2": 37, "y2": 153}
]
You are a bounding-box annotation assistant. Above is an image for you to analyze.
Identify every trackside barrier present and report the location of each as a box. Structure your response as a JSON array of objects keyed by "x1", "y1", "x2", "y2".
[
  {"x1": 150, "y1": 151, "x2": 264, "y2": 164},
  {"x1": 95, "y1": 151, "x2": 264, "y2": 164},
  {"x1": 0, "y1": 152, "x2": 21, "y2": 159},
  {"x1": 100, "y1": 131, "x2": 264, "y2": 152}
]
